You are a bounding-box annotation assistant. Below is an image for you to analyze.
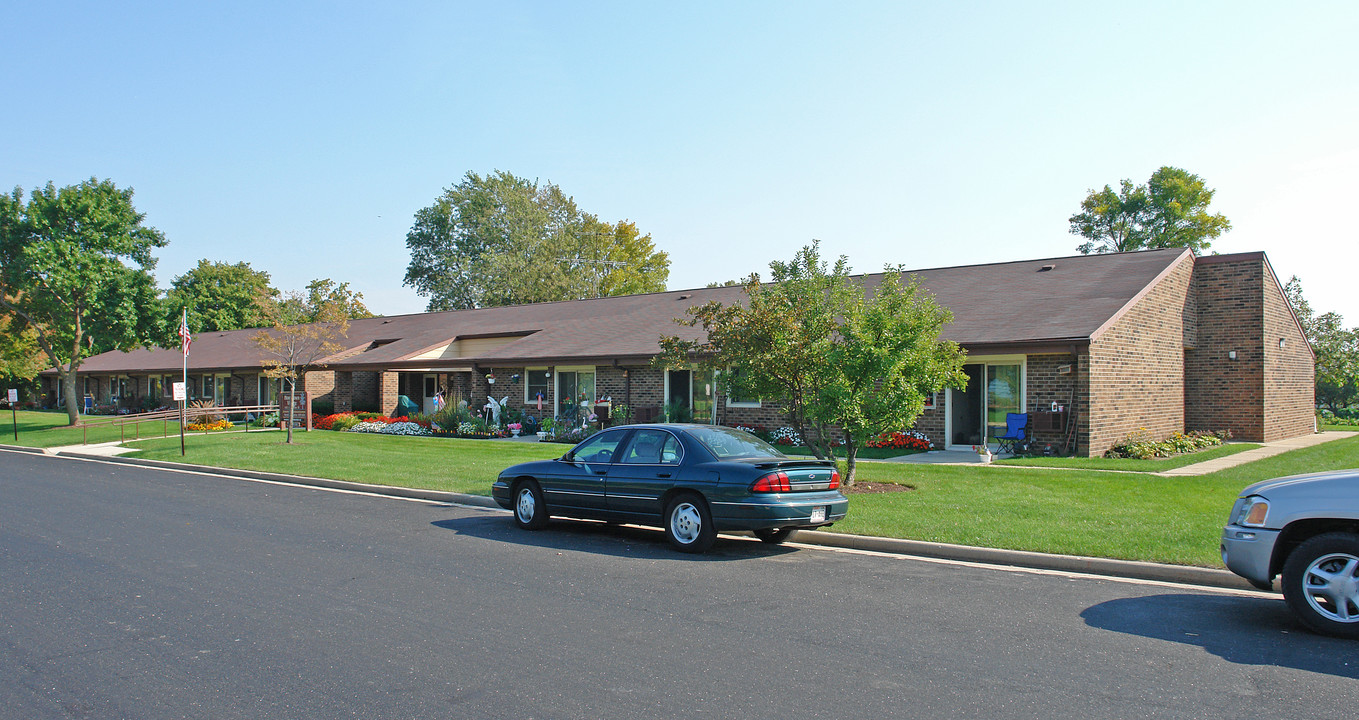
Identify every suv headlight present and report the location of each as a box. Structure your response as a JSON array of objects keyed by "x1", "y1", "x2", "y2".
[{"x1": 1232, "y1": 496, "x2": 1270, "y2": 528}]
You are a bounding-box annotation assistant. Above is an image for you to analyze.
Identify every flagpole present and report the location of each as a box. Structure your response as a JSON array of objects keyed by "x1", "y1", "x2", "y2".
[{"x1": 180, "y1": 307, "x2": 188, "y2": 456}]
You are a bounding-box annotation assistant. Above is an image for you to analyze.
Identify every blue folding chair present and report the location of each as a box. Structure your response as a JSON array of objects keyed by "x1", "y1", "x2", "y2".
[{"x1": 991, "y1": 413, "x2": 1029, "y2": 454}]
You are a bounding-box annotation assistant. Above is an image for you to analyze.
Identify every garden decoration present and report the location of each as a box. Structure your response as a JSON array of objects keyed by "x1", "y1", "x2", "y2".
[{"x1": 484, "y1": 395, "x2": 510, "y2": 426}]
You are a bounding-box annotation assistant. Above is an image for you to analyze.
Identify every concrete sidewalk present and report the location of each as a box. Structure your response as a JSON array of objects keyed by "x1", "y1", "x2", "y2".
[
  {"x1": 1153, "y1": 430, "x2": 1355, "y2": 476},
  {"x1": 878, "y1": 430, "x2": 1355, "y2": 475}
]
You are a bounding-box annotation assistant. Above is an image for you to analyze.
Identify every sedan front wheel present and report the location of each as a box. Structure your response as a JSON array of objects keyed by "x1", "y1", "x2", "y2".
[
  {"x1": 1281, "y1": 532, "x2": 1359, "y2": 638},
  {"x1": 513, "y1": 480, "x2": 549, "y2": 530},
  {"x1": 664, "y1": 493, "x2": 716, "y2": 553}
]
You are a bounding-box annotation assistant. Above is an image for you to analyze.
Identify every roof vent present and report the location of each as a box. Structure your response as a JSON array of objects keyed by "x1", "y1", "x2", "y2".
[
  {"x1": 678, "y1": 294, "x2": 691, "y2": 300},
  {"x1": 1038, "y1": 264, "x2": 1056, "y2": 272}
]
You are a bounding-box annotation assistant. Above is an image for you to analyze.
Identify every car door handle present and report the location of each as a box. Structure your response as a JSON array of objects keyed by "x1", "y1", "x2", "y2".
[
  {"x1": 656, "y1": 472, "x2": 672, "y2": 478},
  {"x1": 595, "y1": 470, "x2": 608, "y2": 476}
]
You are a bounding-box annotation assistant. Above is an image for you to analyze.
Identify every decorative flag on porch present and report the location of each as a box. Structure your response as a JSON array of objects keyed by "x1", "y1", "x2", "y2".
[{"x1": 179, "y1": 309, "x2": 192, "y2": 357}]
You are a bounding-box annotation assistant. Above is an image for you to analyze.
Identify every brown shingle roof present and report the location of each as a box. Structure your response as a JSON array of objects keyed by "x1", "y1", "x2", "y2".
[{"x1": 64, "y1": 248, "x2": 1192, "y2": 375}]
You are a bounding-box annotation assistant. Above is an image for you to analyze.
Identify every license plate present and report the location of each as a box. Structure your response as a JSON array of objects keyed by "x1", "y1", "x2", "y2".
[{"x1": 809, "y1": 506, "x2": 827, "y2": 523}]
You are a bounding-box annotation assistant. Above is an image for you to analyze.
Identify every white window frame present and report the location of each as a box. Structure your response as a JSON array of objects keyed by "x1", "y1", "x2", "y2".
[
  {"x1": 524, "y1": 367, "x2": 553, "y2": 408},
  {"x1": 723, "y1": 367, "x2": 761, "y2": 409}
]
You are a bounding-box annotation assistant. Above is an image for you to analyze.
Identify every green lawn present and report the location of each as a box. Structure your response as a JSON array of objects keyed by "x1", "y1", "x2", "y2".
[
  {"x1": 2, "y1": 409, "x2": 187, "y2": 448},
  {"x1": 18, "y1": 413, "x2": 1359, "y2": 568},
  {"x1": 127, "y1": 430, "x2": 564, "y2": 495}
]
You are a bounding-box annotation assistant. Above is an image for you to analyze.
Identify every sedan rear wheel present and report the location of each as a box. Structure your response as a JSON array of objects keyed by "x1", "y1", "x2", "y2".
[
  {"x1": 512, "y1": 480, "x2": 549, "y2": 530},
  {"x1": 1281, "y1": 532, "x2": 1359, "y2": 638},
  {"x1": 664, "y1": 493, "x2": 716, "y2": 553},
  {"x1": 754, "y1": 527, "x2": 798, "y2": 545}
]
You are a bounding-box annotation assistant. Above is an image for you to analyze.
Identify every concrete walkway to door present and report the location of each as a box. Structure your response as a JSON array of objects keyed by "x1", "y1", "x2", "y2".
[
  {"x1": 876, "y1": 430, "x2": 1356, "y2": 476},
  {"x1": 1152, "y1": 430, "x2": 1356, "y2": 476}
]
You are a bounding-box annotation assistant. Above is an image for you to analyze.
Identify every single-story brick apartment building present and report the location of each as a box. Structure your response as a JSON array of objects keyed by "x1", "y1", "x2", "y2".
[{"x1": 42, "y1": 248, "x2": 1315, "y2": 456}]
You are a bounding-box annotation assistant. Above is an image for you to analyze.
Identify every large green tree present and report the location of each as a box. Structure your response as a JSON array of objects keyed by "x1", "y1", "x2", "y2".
[
  {"x1": 660, "y1": 242, "x2": 968, "y2": 485},
  {"x1": 163, "y1": 259, "x2": 277, "y2": 343},
  {"x1": 1, "y1": 311, "x2": 46, "y2": 402},
  {"x1": 1285, "y1": 276, "x2": 1358, "y2": 412},
  {"x1": 404, "y1": 170, "x2": 669, "y2": 310},
  {"x1": 302, "y1": 278, "x2": 374, "y2": 321},
  {"x1": 0, "y1": 178, "x2": 166, "y2": 425},
  {"x1": 1071, "y1": 166, "x2": 1231, "y2": 255}
]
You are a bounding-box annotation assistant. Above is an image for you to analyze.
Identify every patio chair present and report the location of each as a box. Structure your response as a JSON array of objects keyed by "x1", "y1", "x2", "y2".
[{"x1": 991, "y1": 413, "x2": 1029, "y2": 455}]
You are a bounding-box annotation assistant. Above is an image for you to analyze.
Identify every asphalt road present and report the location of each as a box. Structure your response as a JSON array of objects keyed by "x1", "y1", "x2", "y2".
[{"x1": 3, "y1": 450, "x2": 1357, "y2": 719}]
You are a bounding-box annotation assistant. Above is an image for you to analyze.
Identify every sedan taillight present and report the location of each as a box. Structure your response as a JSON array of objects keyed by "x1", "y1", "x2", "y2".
[
  {"x1": 751, "y1": 471, "x2": 791, "y2": 493},
  {"x1": 828, "y1": 469, "x2": 840, "y2": 490}
]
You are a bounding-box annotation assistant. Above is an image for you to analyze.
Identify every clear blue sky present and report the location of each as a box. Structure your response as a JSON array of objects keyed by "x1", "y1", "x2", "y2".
[{"x1": 4, "y1": 1, "x2": 1356, "y2": 323}]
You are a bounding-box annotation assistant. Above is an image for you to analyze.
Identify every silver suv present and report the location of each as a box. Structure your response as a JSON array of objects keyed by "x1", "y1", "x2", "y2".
[{"x1": 1221, "y1": 469, "x2": 1359, "y2": 638}]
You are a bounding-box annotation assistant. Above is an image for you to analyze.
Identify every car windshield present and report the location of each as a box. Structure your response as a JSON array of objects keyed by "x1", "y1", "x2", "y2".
[{"x1": 686, "y1": 426, "x2": 786, "y2": 459}]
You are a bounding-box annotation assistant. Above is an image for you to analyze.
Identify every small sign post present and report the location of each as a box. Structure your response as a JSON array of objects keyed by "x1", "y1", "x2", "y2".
[
  {"x1": 172, "y1": 382, "x2": 187, "y2": 456},
  {"x1": 7, "y1": 389, "x2": 17, "y2": 442}
]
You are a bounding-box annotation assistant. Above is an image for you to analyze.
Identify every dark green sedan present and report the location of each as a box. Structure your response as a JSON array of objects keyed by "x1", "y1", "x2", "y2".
[{"x1": 492, "y1": 424, "x2": 849, "y2": 553}]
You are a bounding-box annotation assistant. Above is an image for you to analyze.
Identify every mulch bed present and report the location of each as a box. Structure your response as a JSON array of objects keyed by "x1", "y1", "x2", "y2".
[{"x1": 843, "y1": 481, "x2": 914, "y2": 494}]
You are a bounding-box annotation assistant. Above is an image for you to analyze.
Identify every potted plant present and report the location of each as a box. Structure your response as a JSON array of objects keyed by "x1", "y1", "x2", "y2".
[
  {"x1": 972, "y1": 443, "x2": 993, "y2": 464},
  {"x1": 507, "y1": 422, "x2": 522, "y2": 437}
]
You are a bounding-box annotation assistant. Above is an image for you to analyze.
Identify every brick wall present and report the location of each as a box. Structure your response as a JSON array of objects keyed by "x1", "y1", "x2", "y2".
[
  {"x1": 1024, "y1": 353, "x2": 1080, "y2": 452},
  {"x1": 1262, "y1": 263, "x2": 1315, "y2": 440},
  {"x1": 1186, "y1": 257, "x2": 1266, "y2": 440},
  {"x1": 1086, "y1": 254, "x2": 1195, "y2": 456},
  {"x1": 305, "y1": 370, "x2": 336, "y2": 407},
  {"x1": 379, "y1": 371, "x2": 399, "y2": 416}
]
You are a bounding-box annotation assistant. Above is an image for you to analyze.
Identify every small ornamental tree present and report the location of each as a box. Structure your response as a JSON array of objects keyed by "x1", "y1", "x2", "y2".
[
  {"x1": 660, "y1": 242, "x2": 968, "y2": 485},
  {"x1": 252, "y1": 289, "x2": 350, "y2": 443}
]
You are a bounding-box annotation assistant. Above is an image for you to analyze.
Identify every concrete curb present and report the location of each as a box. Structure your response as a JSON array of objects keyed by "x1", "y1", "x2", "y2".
[
  {"x1": 26, "y1": 447, "x2": 1261, "y2": 594},
  {"x1": 0, "y1": 442, "x2": 48, "y2": 455},
  {"x1": 796, "y1": 530, "x2": 1260, "y2": 592},
  {"x1": 56, "y1": 451, "x2": 502, "y2": 510}
]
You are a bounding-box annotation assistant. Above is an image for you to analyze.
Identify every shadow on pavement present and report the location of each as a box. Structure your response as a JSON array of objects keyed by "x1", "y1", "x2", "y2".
[
  {"x1": 1082, "y1": 593, "x2": 1358, "y2": 679},
  {"x1": 431, "y1": 513, "x2": 801, "y2": 562}
]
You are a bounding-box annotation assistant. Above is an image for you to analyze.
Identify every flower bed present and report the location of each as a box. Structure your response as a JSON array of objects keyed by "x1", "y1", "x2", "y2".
[
  {"x1": 866, "y1": 430, "x2": 934, "y2": 453},
  {"x1": 349, "y1": 420, "x2": 432, "y2": 437},
  {"x1": 1104, "y1": 429, "x2": 1229, "y2": 459},
  {"x1": 186, "y1": 419, "x2": 234, "y2": 432}
]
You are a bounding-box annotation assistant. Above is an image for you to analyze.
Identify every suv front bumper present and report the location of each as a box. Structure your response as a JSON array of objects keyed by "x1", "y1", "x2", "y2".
[{"x1": 1220, "y1": 525, "x2": 1280, "y2": 591}]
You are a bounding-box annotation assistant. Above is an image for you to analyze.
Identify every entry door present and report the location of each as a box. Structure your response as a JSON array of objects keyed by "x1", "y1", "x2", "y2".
[
  {"x1": 423, "y1": 374, "x2": 438, "y2": 415},
  {"x1": 665, "y1": 369, "x2": 715, "y2": 423},
  {"x1": 948, "y1": 362, "x2": 1024, "y2": 449},
  {"x1": 950, "y1": 364, "x2": 985, "y2": 446}
]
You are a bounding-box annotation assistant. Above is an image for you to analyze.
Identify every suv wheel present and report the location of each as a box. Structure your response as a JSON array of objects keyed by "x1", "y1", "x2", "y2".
[{"x1": 1281, "y1": 532, "x2": 1359, "y2": 638}]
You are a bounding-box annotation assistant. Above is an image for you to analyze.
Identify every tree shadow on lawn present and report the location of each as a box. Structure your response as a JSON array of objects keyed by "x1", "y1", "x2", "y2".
[
  {"x1": 432, "y1": 512, "x2": 801, "y2": 562},
  {"x1": 1082, "y1": 593, "x2": 1358, "y2": 679}
]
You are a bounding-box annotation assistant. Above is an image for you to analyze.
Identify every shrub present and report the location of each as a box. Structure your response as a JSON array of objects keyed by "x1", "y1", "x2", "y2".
[
  {"x1": 1105, "y1": 429, "x2": 1228, "y2": 459},
  {"x1": 331, "y1": 415, "x2": 363, "y2": 431},
  {"x1": 188, "y1": 400, "x2": 221, "y2": 425}
]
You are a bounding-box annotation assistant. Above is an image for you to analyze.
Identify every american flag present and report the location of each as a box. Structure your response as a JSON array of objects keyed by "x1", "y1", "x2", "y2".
[{"x1": 179, "y1": 309, "x2": 192, "y2": 357}]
